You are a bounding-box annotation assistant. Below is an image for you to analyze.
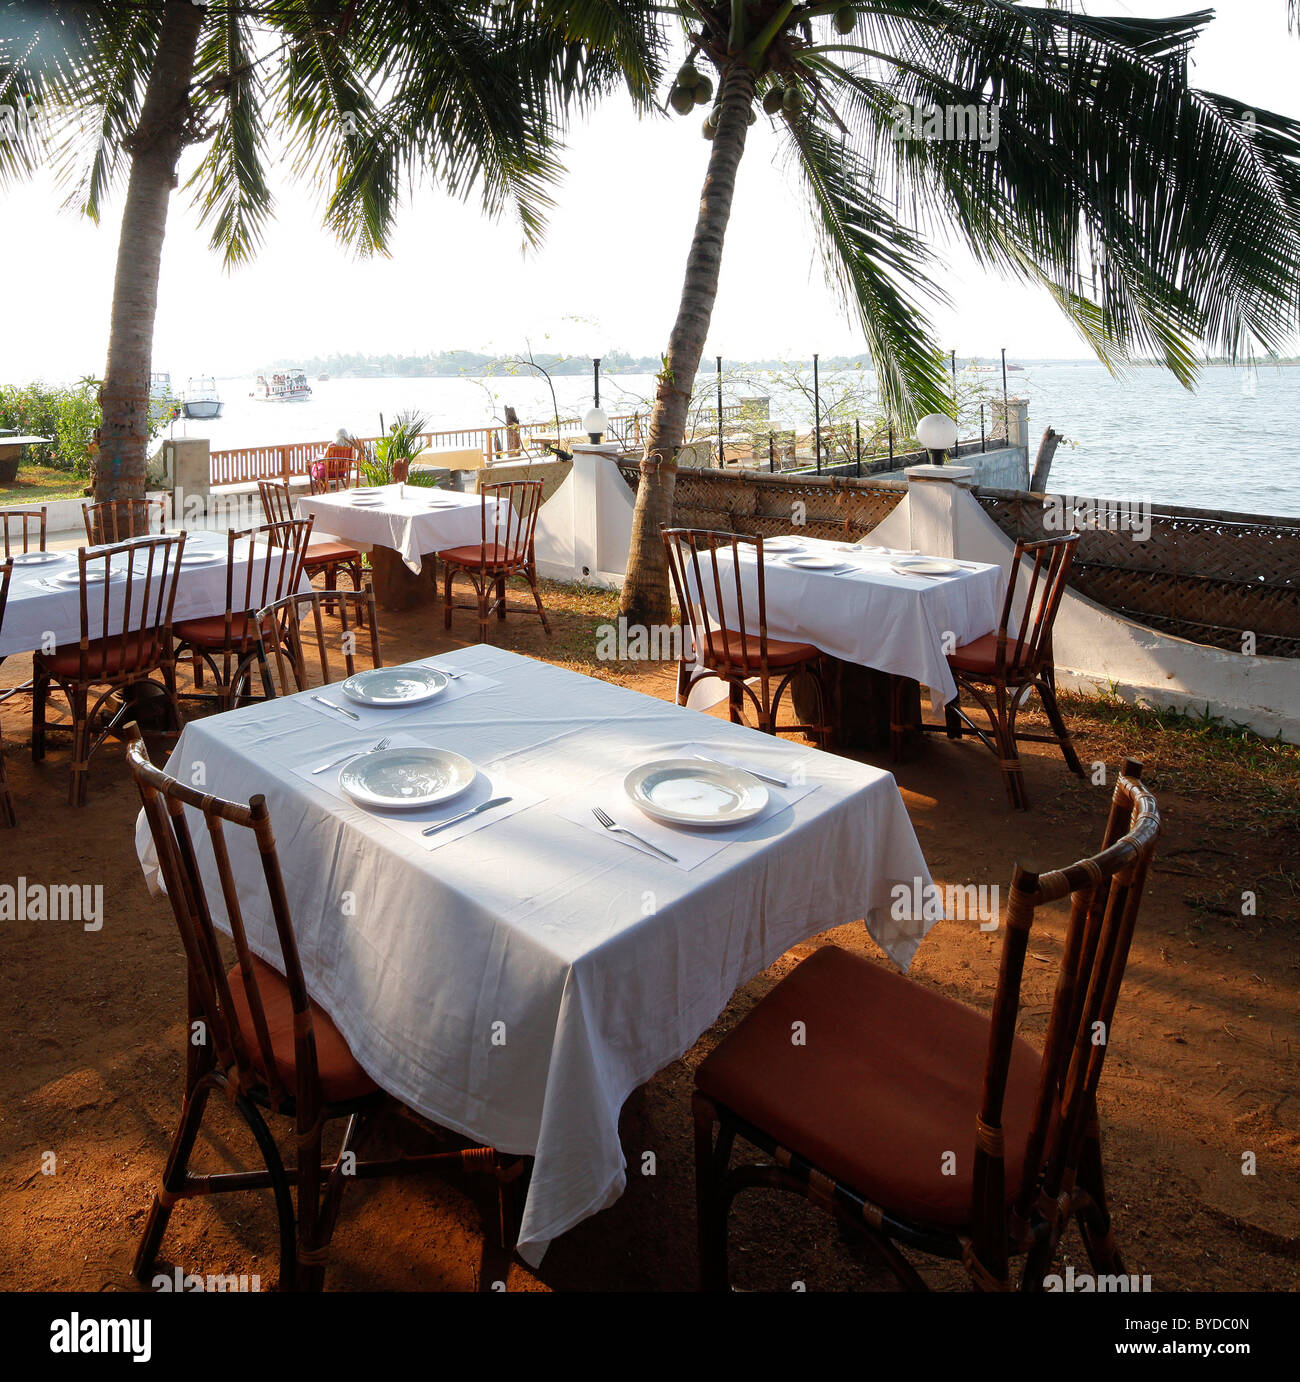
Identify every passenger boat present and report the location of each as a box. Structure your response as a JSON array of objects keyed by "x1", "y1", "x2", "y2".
[{"x1": 250, "y1": 368, "x2": 312, "y2": 402}]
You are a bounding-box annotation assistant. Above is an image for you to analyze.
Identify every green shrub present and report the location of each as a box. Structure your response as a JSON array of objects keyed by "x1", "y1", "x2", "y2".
[{"x1": 0, "y1": 379, "x2": 173, "y2": 475}]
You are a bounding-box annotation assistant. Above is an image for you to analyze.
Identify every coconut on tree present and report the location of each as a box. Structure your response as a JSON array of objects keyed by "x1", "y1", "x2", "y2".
[
  {"x1": 0, "y1": 0, "x2": 661, "y2": 507},
  {"x1": 619, "y1": 1, "x2": 1300, "y2": 627}
]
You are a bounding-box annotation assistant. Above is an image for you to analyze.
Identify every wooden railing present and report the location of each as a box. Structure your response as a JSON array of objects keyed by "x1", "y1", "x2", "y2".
[{"x1": 209, "y1": 413, "x2": 648, "y2": 487}]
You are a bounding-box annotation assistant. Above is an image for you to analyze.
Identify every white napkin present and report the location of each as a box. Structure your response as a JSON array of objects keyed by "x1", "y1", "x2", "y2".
[
  {"x1": 555, "y1": 744, "x2": 819, "y2": 872},
  {"x1": 287, "y1": 731, "x2": 540, "y2": 851}
]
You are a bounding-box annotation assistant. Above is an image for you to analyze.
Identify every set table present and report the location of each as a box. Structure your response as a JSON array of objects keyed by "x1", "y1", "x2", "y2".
[
  {"x1": 135, "y1": 643, "x2": 939, "y2": 1266},
  {"x1": 0, "y1": 529, "x2": 301, "y2": 657},
  {"x1": 295, "y1": 484, "x2": 503, "y2": 611}
]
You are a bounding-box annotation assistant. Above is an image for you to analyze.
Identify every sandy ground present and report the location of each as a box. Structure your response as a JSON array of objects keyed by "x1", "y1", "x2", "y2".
[{"x1": 0, "y1": 576, "x2": 1296, "y2": 1292}]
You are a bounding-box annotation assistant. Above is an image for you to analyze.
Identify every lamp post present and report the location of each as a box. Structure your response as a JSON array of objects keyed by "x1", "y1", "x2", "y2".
[
  {"x1": 915, "y1": 412, "x2": 959, "y2": 467},
  {"x1": 582, "y1": 357, "x2": 608, "y2": 443}
]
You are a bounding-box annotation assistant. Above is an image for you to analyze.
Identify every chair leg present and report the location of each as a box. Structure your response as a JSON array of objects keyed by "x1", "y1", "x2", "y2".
[
  {"x1": 133, "y1": 1080, "x2": 213, "y2": 1283},
  {"x1": 295, "y1": 1125, "x2": 327, "y2": 1292},
  {"x1": 31, "y1": 666, "x2": 48, "y2": 762},
  {"x1": 68, "y1": 685, "x2": 90, "y2": 808},
  {"x1": 992, "y1": 684, "x2": 1028, "y2": 811},
  {"x1": 675, "y1": 658, "x2": 690, "y2": 706},
  {"x1": 443, "y1": 564, "x2": 455, "y2": 630},
  {"x1": 1073, "y1": 1118, "x2": 1126, "y2": 1276},
  {"x1": 1038, "y1": 676, "x2": 1085, "y2": 777},
  {"x1": 495, "y1": 574, "x2": 507, "y2": 621},
  {"x1": 693, "y1": 1095, "x2": 733, "y2": 1292},
  {"x1": 526, "y1": 566, "x2": 551, "y2": 637},
  {"x1": 0, "y1": 739, "x2": 14, "y2": 829},
  {"x1": 476, "y1": 577, "x2": 490, "y2": 644}
]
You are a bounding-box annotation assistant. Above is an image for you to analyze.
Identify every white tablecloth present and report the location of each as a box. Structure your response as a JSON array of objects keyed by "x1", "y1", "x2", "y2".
[
  {"x1": 0, "y1": 530, "x2": 301, "y2": 657},
  {"x1": 296, "y1": 485, "x2": 503, "y2": 574},
  {"x1": 690, "y1": 536, "x2": 1005, "y2": 710},
  {"x1": 134, "y1": 644, "x2": 936, "y2": 1264}
]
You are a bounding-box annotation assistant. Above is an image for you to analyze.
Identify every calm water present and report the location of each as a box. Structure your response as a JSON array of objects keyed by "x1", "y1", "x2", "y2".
[{"x1": 168, "y1": 363, "x2": 1300, "y2": 518}]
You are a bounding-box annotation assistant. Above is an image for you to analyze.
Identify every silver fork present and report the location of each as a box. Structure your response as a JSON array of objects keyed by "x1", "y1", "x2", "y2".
[
  {"x1": 592, "y1": 807, "x2": 678, "y2": 863},
  {"x1": 311, "y1": 736, "x2": 390, "y2": 774}
]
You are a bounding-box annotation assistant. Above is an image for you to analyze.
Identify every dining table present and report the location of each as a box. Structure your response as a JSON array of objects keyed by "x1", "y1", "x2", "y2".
[
  {"x1": 0, "y1": 528, "x2": 302, "y2": 658},
  {"x1": 295, "y1": 483, "x2": 505, "y2": 611},
  {"x1": 134, "y1": 642, "x2": 940, "y2": 1267},
  {"x1": 685, "y1": 533, "x2": 1007, "y2": 718}
]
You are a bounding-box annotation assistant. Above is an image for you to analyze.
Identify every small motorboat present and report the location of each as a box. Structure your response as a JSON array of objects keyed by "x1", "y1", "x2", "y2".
[
  {"x1": 250, "y1": 368, "x2": 313, "y2": 402},
  {"x1": 182, "y1": 376, "x2": 224, "y2": 419}
]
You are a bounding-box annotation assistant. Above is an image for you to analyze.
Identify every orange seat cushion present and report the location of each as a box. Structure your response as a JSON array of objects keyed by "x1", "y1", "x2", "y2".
[
  {"x1": 695, "y1": 945, "x2": 1042, "y2": 1228},
  {"x1": 304, "y1": 541, "x2": 361, "y2": 565},
  {"x1": 38, "y1": 636, "x2": 158, "y2": 680},
  {"x1": 439, "y1": 542, "x2": 522, "y2": 570},
  {"x1": 702, "y1": 629, "x2": 822, "y2": 671},
  {"x1": 947, "y1": 632, "x2": 1030, "y2": 679},
  {"x1": 173, "y1": 612, "x2": 271, "y2": 649},
  {"x1": 226, "y1": 956, "x2": 377, "y2": 1105}
]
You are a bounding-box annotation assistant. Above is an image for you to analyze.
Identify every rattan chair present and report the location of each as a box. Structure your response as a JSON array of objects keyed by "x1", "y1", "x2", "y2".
[
  {"x1": 258, "y1": 479, "x2": 364, "y2": 597},
  {"x1": 663, "y1": 527, "x2": 831, "y2": 745},
  {"x1": 893, "y1": 534, "x2": 1083, "y2": 810},
  {"x1": 255, "y1": 585, "x2": 381, "y2": 698},
  {"x1": 2, "y1": 506, "x2": 47, "y2": 556},
  {"x1": 172, "y1": 519, "x2": 311, "y2": 712},
  {"x1": 308, "y1": 443, "x2": 360, "y2": 494},
  {"x1": 440, "y1": 479, "x2": 551, "y2": 642},
  {"x1": 82, "y1": 497, "x2": 168, "y2": 545},
  {"x1": 0, "y1": 558, "x2": 14, "y2": 826},
  {"x1": 32, "y1": 535, "x2": 185, "y2": 806},
  {"x1": 126, "y1": 725, "x2": 525, "y2": 1290},
  {"x1": 693, "y1": 760, "x2": 1160, "y2": 1292}
]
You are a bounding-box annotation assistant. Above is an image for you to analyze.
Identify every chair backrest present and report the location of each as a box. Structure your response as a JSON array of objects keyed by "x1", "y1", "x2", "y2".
[
  {"x1": 213, "y1": 519, "x2": 312, "y2": 655},
  {"x1": 991, "y1": 534, "x2": 1078, "y2": 678},
  {"x1": 2, "y1": 506, "x2": 47, "y2": 555},
  {"x1": 477, "y1": 479, "x2": 543, "y2": 565},
  {"x1": 68, "y1": 534, "x2": 185, "y2": 682},
  {"x1": 309, "y1": 444, "x2": 358, "y2": 495},
  {"x1": 125, "y1": 725, "x2": 322, "y2": 1117},
  {"x1": 255, "y1": 584, "x2": 382, "y2": 697},
  {"x1": 257, "y1": 479, "x2": 296, "y2": 527},
  {"x1": 662, "y1": 527, "x2": 774, "y2": 679},
  {"x1": 970, "y1": 759, "x2": 1160, "y2": 1282},
  {"x1": 83, "y1": 497, "x2": 168, "y2": 546}
]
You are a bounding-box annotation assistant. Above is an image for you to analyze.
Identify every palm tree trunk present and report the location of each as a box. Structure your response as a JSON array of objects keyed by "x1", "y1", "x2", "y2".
[
  {"x1": 95, "y1": 0, "x2": 205, "y2": 503},
  {"x1": 618, "y1": 61, "x2": 757, "y2": 628}
]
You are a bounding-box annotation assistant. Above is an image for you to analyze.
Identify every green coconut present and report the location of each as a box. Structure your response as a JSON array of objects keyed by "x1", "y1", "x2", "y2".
[
  {"x1": 669, "y1": 84, "x2": 696, "y2": 116},
  {"x1": 677, "y1": 63, "x2": 700, "y2": 89},
  {"x1": 782, "y1": 85, "x2": 805, "y2": 115},
  {"x1": 693, "y1": 75, "x2": 714, "y2": 104},
  {"x1": 833, "y1": 6, "x2": 857, "y2": 36},
  {"x1": 762, "y1": 86, "x2": 784, "y2": 116}
]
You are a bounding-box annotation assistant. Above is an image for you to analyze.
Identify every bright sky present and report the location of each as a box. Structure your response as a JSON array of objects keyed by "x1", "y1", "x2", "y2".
[{"x1": 2, "y1": 0, "x2": 1297, "y2": 383}]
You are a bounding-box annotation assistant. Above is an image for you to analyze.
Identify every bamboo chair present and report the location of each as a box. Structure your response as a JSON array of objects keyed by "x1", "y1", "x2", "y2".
[
  {"x1": 693, "y1": 760, "x2": 1160, "y2": 1292},
  {"x1": 308, "y1": 444, "x2": 360, "y2": 495},
  {"x1": 892, "y1": 534, "x2": 1083, "y2": 810},
  {"x1": 0, "y1": 559, "x2": 14, "y2": 825},
  {"x1": 2, "y1": 506, "x2": 47, "y2": 556},
  {"x1": 258, "y1": 480, "x2": 364, "y2": 597},
  {"x1": 125, "y1": 725, "x2": 525, "y2": 1291},
  {"x1": 82, "y1": 497, "x2": 168, "y2": 546},
  {"x1": 172, "y1": 519, "x2": 311, "y2": 712},
  {"x1": 32, "y1": 535, "x2": 185, "y2": 806},
  {"x1": 255, "y1": 585, "x2": 381, "y2": 699},
  {"x1": 662, "y1": 527, "x2": 831, "y2": 745},
  {"x1": 440, "y1": 479, "x2": 551, "y2": 642}
]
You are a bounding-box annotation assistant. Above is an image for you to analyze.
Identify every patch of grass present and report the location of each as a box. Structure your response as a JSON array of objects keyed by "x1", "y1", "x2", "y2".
[{"x1": 0, "y1": 466, "x2": 87, "y2": 505}]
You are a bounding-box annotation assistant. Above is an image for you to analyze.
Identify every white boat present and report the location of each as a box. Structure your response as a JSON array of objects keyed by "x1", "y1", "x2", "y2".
[
  {"x1": 250, "y1": 368, "x2": 313, "y2": 402},
  {"x1": 149, "y1": 371, "x2": 177, "y2": 403},
  {"x1": 182, "y1": 376, "x2": 224, "y2": 420}
]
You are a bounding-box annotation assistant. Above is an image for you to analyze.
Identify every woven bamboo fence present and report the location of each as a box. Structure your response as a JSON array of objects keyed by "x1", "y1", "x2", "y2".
[
  {"x1": 615, "y1": 461, "x2": 906, "y2": 543},
  {"x1": 975, "y1": 490, "x2": 1300, "y2": 659}
]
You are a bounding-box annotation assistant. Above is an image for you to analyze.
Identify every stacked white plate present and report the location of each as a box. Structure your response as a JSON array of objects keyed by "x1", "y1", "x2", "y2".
[{"x1": 623, "y1": 758, "x2": 767, "y2": 829}]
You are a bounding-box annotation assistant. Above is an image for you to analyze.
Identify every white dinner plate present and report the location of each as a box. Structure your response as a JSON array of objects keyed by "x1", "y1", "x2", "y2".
[
  {"x1": 761, "y1": 537, "x2": 802, "y2": 553},
  {"x1": 624, "y1": 757, "x2": 768, "y2": 829},
  {"x1": 349, "y1": 494, "x2": 385, "y2": 505},
  {"x1": 55, "y1": 566, "x2": 122, "y2": 585},
  {"x1": 340, "y1": 666, "x2": 448, "y2": 707},
  {"x1": 891, "y1": 556, "x2": 959, "y2": 576},
  {"x1": 784, "y1": 553, "x2": 848, "y2": 571},
  {"x1": 11, "y1": 550, "x2": 66, "y2": 566},
  {"x1": 180, "y1": 551, "x2": 222, "y2": 565},
  {"x1": 419, "y1": 496, "x2": 459, "y2": 507},
  {"x1": 338, "y1": 747, "x2": 474, "y2": 810}
]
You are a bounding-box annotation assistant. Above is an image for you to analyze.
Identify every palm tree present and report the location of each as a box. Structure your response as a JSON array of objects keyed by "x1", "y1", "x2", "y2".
[
  {"x1": 0, "y1": 0, "x2": 661, "y2": 503},
  {"x1": 618, "y1": 2, "x2": 1300, "y2": 626}
]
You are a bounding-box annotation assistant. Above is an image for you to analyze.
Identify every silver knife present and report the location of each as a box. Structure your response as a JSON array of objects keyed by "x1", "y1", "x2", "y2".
[
  {"x1": 422, "y1": 795, "x2": 512, "y2": 836},
  {"x1": 692, "y1": 752, "x2": 789, "y2": 788},
  {"x1": 312, "y1": 694, "x2": 360, "y2": 721}
]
